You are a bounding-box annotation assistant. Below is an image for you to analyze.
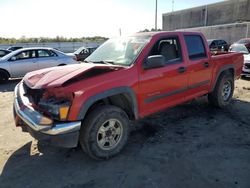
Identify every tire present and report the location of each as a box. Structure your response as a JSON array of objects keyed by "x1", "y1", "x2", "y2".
[
  {"x1": 208, "y1": 72, "x2": 234, "y2": 108},
  {"x1": 0, "y1": 70, "x2": 9, "y2": 83},
  {"x1": 79, "y1": 105, "x2": 130, "y2": 160}
]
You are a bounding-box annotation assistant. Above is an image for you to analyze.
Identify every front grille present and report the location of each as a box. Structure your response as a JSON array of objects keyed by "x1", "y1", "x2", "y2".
[{"x1": 23, "y1": 83, "x2": 44, "y2": 104}]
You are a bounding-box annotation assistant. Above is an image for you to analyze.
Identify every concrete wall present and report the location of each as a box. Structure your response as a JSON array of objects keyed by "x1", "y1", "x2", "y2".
[
  {"x1": 163, "y1": 0, "x2": 250, "y2": 31},
  {"x1": 0, "y1": 42, "x2": 102, "y2": 53},
  {"x1": 177, "y1": 22, "x2": 250, "y2": 44}
]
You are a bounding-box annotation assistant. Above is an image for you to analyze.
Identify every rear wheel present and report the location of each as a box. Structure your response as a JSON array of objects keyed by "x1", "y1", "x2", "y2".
[
  {"x1": 79, "y1": 105, "x2": 130, "y2": 160},
  {"x1": 208, "y1": 72, "x2": 234, "y2": 108}
]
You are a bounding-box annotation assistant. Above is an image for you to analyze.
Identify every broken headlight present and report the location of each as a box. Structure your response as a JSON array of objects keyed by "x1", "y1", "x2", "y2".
[{"x1": 38, "y1": 97, "x2": 71, "y2": 121}]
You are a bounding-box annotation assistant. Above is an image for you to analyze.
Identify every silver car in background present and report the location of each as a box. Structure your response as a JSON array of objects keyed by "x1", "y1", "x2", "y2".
[
  {"x1": 229, "y1": 44, "x2": 250, "y2": 78},
  {"x1": 0, "y1": 47, "x2": 79, "y2": 81}
]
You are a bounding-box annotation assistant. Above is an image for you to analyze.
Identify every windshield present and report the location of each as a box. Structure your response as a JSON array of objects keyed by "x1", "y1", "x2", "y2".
[
  {"x1": 1, "y1": 50, "x2": 16, "y2": 60},
  {"x1": 86, "y1": 36, "x2": 151, "y2": 66},
  {"x1": 229, "y1": 44, "x2": 249, "y2": 54}
]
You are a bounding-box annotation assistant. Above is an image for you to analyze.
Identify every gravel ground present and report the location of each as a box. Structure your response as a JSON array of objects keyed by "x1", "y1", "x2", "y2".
[{"x1": 0, "y1": 78, "x2": 250, "y2": 188}]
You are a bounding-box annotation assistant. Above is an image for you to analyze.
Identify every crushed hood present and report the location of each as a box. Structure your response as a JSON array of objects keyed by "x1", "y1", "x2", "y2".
[{"x1": 23, "y1": 63, "x2": 123, "y2": 89}]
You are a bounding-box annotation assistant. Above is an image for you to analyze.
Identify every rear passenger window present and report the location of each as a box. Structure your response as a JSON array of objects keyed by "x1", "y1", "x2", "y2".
[
  {"x1": 49, "y1": 50, "x2": 57, "y2": 57},
  {"x1": 184, "y1": 35, "x2": 207, "y2": 60},
  {"x1": 38, "y1": 50, "x2": 51, "y2": 57}
]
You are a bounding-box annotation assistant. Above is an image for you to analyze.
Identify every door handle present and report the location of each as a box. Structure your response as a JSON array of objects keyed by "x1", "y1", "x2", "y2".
[
  {"x1": 178, "y1": 67, "x2": 186, "y2": 73},
  {"x1": 204, "y1": 62, "x2": 209, "y2": 68}
]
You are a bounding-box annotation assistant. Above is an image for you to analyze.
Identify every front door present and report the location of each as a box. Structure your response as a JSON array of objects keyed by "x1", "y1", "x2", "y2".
[
  {"x1": 139, "y1": 36, "x2": 189, "y2": 117},
  {"x1": 9, "y1": 50, "x2": 38, "y2": 77}
]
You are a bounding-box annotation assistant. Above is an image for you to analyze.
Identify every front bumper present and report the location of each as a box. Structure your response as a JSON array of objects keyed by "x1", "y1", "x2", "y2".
[{"x1": 13, "y1": 82, "x2": 81, "y2": 148}]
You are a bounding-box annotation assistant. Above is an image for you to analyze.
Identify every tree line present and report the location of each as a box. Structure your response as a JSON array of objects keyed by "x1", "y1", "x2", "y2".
[
  {"x1": 0, "y1": 29, "x2": 161, "y2": 44},
  {"x1": 0, "y1": 36, "x2": 108, "y2": 44}
]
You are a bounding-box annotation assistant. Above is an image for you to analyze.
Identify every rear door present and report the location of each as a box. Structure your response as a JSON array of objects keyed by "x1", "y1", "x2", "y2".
[
  {"x1": 139, "y1": 35, "x2": 189, "y2": 117},
  {"x1": 184, "y1": 35, "x2": 213, "y2": 99},
  {"x1": 9, "y1": 50, "x2": 38, "y2": 77},
  {"x1": 37, "y1": 49, "x2": 59, "y2": 69}
]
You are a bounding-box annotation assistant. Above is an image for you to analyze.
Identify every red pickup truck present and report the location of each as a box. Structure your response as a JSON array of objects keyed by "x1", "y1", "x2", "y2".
[{"x1": 14, "y1": 32, "x2": 243, "y2": 159}]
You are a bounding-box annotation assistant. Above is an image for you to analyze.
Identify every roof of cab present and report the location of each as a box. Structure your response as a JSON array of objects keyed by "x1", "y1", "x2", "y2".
[{"x1": 132, "y1": 31, "x2": 203, "y2": 37}]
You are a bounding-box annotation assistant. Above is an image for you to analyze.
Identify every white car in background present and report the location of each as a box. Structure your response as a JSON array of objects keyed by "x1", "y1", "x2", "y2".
[
  {"x1": 0, "y1": 47, "x2": 78, "y2": 81},
  {"x1": 229, "y1": 44, "x2": 250, "y2": 78}
]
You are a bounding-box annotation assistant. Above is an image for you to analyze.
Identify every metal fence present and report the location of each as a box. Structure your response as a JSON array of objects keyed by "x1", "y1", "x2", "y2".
[{"x1": 0, "y1": 42, "x2": 102, "y2": 53}]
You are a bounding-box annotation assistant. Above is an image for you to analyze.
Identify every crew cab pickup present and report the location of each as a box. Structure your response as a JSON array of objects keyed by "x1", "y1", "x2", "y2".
[{"x1": 13, "y1": 32, "x2": 243, "y2": 159}]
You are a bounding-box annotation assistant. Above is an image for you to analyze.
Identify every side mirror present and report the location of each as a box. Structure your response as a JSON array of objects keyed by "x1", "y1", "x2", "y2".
[
  {"x1": 143, "y1": 55, "x2": 165, "y2": 70},
  {"x1": 10, "y1": 56, "x2": 17, "y2": 61}
]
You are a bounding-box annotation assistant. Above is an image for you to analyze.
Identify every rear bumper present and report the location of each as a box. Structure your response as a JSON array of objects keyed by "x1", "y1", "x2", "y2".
[{"x1": 13, "y1": 82, "x2": 81, "y2": 148}]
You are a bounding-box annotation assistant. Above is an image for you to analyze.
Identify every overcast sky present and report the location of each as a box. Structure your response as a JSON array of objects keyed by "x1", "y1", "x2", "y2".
[{"x1": 0, "y1": 0, "x2": 225, "y2": 38}]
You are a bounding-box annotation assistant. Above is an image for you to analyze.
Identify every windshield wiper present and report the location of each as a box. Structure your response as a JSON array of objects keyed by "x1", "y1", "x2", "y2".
[
  {"x1": 82, "y1": 60, "x2": 92, "y2": 63},
  {"x1": 91, "y1": 61, "x2": 115, "y2": 65}
]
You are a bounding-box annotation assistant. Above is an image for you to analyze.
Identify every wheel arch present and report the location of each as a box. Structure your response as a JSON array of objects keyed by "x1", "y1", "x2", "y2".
[
  {"x1": 77, "y1": 87, "x2": 138, "y2": 121},
  {"x1": 0, "y1": 68, "x2": 10, "y2": 78},
  {"x1": 211, "y1": 64, "x2": 235, "y2": 92}
]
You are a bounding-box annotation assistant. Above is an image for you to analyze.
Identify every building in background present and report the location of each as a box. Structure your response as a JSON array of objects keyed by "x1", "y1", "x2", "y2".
[{"x1": 162, "y1": 0, "x2": 250, "y2": 44}]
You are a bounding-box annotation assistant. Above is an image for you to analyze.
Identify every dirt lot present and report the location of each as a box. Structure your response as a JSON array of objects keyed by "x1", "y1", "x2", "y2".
[{"x1": 0, "y1": 78, "x2": 250, "y2": 188}]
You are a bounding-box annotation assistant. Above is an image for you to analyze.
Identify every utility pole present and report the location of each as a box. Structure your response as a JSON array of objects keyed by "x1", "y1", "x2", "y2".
[
  {"x1": 172, "y1": 0, "x2": 174, "y2": 12},
  {"x1": 204, "y1": 5, "x2": 208, "y2": 26},
  {"x1": 119, "y1": 28, "x2": 122, "y2": 36},
  {"x1": 155, "y1": 0, "x2": 158, "y2": 30}
]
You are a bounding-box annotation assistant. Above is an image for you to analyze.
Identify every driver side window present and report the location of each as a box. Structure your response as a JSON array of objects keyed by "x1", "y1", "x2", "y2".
[
  {"x1": 14, "y1": 50, "x2": 36, "y2": 60},
  {"x1": 15, "y1": 51, "x2": 29, "y2": 60},
  {"x1": 148, "y1": 37, "x2": 182, "y2": 64}
]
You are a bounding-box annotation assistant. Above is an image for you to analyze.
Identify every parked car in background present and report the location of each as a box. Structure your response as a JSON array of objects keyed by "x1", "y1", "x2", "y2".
[
  {"x1": 207, "y1": 39, "x2": 229, "y2": 51},
  {"x1": 232, "y1": 38, "x2": 250, "y2": 52},
  {"x1": 71, "y1": 46, "x2": 97, "y2": 61},
  {"x1": 0, "y1": 47, "x2": 79, "y2": 81},
  {"x1": 0, "y1": 49, "x2": 11, "y2": 58},
  {"x1": 229, "y1": 44, "x2": 250, "y2": 78},
  {"x1": 7, "y1": 46, "x2": 23, "y2": 51}
]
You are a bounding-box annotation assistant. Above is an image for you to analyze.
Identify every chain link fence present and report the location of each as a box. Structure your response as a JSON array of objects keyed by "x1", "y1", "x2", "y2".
[{"x1": 0, "y1": 41, "x2": 102, "y2": 53}]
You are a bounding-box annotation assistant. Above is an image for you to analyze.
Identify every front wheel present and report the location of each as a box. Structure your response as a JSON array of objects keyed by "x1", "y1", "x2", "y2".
[
  {"x1": 208, "y1": 72, "x2": 234, "y2": 108},
  {"x1": 79, "y1": 105, "x2": 130, "y2": 160},
  {"x1": 0, "y1": 70, "x2": 9, "y2": 83}
]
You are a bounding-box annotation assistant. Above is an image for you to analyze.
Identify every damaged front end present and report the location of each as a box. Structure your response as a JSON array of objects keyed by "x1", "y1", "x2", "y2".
[
  {"x1": 13, "y1": 81, "x2": 81, "y2": 148},
  {"x1": 13, "y1": 63, "x2": 124, "y2": 148}
]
